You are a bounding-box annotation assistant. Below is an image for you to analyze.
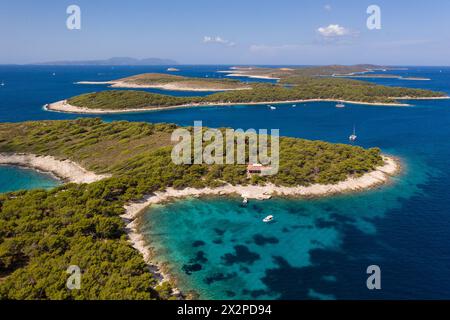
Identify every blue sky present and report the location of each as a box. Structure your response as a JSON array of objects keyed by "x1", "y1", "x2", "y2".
[{"x1": 1, "y1": 0, "x2": 450, "y2": 65}]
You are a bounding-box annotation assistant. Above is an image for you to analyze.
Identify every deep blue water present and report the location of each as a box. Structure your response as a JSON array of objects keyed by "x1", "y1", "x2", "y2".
[{"x1": 1, "y1": 65, "x2": 450, "y2": 299}]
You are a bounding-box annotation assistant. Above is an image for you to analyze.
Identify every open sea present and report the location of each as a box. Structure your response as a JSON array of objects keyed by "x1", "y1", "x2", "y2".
[{"x1": 1, "y1": 65, "x2": 450, "y2": 299}]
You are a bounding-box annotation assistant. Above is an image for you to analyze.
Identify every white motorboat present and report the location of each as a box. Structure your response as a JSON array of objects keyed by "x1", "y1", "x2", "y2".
[
  {"x1": 269, "y1": 105, "x2": 277, "y2": 110},
  {"x1": 336, "y1": 103, "x2": 345, "y2": 108},
  {"x1": 263, "y1": 215, "x2": 274, "y2": 223},
  {"x1": 349, "y1": 125, "x2": 357, "y2": 141}
]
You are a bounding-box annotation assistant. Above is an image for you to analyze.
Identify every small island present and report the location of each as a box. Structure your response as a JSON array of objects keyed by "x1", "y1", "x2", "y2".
[
  {"x1": 76, "y1": 73, "x2": 252, "y2": 92},
  {"x1": 0, "y1": 118, "x2": 399, "y2": 299}
]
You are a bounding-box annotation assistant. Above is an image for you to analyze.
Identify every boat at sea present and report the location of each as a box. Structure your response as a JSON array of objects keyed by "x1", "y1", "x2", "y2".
[
  {"x1": 349, "y1": 125, "x2": 357, "y2": 141},
  {"x1": 242, "y1": 197, "x2": 248, "y2": 205},
  {"x1": 269, "y1": 105, "x2": 277, "y2": 110},
  {"x1": 336, "y1": 103, "x2": 345, "y2": 108},
  {"x1": 167, "y1": 67, "x2": 180, "y2": 72},
  {"x1": 263, "y1": 215, "x2": 274, "y2": 223}
]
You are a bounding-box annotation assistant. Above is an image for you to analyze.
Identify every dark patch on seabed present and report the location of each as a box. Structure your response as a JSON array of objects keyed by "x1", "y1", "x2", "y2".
[
  {"x1": 259, "y1": 222, "x2": 381, "y2": 300},
  {"x1": 204, "y1": 272, "x2": 237, "y2": 285},
  {"x1": 192, "y1": 240, "x2": 205, "y2": 247},
  {"x1": 214, "y1": 228, "x2": 226, "y2": 236},
  {"x1": 253, "y1": 234, "x2": 279, "y2": 246},
  {"x1": 182, "y1": 263, "x2": 202, "y2": 275},
  {"x1": 221, "y1": 245, "x2": 261, "y2": 266},
  {"x1": 182, "y1": 251, "x2": 208, "y2": 275},
  {"x1": 257, "y1": 199, "x2": 450, "y2": 300}
]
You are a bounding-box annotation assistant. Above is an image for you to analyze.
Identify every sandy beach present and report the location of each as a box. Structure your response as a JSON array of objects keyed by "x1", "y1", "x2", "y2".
[
  {"x1": 0, "y1": 153, "x2": 110, "y2": 183},
  {"x1": 121, "y1": 155, "x2": 400, "y2": 287},
  {"x1": 44, "y1": 96, "x2": 450, "y2": 115},
  {"x1": 76, "y1": 80, "x2": 252, "y2": 92}
]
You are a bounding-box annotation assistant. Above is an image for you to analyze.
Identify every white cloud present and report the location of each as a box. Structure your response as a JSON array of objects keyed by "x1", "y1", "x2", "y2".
[
  {"x1": 317, "y1": 24, "x2": 350, "y2": 37},
  {"x1": 203, "y1": 36, "x2": 236, "y2": 47},
  {"x1": 324, "y1": 4, "x2": 332, "y2": 11}
]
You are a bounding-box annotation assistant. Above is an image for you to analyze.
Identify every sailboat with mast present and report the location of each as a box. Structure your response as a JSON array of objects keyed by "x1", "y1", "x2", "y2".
[{"x1": 349, "y1": 125, "x2": 357, "y2": 141}]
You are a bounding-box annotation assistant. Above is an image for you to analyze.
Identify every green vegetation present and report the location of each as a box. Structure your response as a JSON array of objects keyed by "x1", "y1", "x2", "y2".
[
  {"x1": 69, "y1": 90, "x2": 196, "y2": 110},
  {"x1": 114, "y1": 73, "x2": 250, "y2": 90},
  {"x1": 0, "y1": 118, "x2": 383, "y2": 299}
]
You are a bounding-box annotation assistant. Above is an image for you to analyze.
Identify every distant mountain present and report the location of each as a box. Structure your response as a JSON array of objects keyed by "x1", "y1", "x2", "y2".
[{"x1": 33, "y1": 57, "x2": 179, "y2": 66}]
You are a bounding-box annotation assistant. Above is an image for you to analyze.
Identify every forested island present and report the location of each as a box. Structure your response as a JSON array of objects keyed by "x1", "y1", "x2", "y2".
[
  {"x1": 0, "y1": 118, "x2": 392, "y2": 299},
  {"x1": 77, "y1": 73, "x2": 251, "y2": 91},
  {"x1": 219, "y1": 64, "x2": 385, "y2": 79},
  {"x1": 48, "y1": 65, "x2": 447, "y2": 113}
]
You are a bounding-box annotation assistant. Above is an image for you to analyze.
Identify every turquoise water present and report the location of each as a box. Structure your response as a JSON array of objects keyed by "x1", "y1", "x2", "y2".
[
  {"x1": 1, "y1": 65, "x2": 450, "y2": 299},
  {"x1": 141, "y1": 155, "x2": 434, "y2": 299},
  {"x1": 0, "y1": 165, "x2": 60, "y2": 193}
]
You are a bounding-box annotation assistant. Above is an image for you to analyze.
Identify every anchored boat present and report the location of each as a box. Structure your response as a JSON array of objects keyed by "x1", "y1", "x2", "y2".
[{"x1": 349, "y1": 125, "x2": 357, "y2": 141}]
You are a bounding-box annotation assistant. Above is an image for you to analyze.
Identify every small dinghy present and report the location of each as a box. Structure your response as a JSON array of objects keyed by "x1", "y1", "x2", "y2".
[
  {"x1": 263, "y1": 215, "x2": 274, "y2": 223},
  {"x1": 349, "y1": 125, "x2": 357, "y2": 141}
]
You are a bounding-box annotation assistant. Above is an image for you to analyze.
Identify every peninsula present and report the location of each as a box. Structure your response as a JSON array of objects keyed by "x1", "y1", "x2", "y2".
[{"x1": 0, "y1": 118, "x2": 399, "y2": 299}]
